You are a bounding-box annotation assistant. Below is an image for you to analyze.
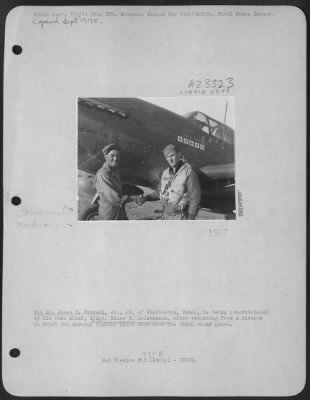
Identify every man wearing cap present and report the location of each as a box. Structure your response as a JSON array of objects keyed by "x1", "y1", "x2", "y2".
[
  {"x1": 95, "y1": 144, "x2": 128, "y2": 220},
  {"x1": 139, "y1": 144, "x2": 201, "y2": 220}
]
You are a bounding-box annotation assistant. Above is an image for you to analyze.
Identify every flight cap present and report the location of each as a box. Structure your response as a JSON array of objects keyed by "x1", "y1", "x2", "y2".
[
  {"x1": 162, "y1": 143, "x2": 179, "y2": 157},
  {"x1": 102, "y1": 143, "x2": 120, "y2": 156}
]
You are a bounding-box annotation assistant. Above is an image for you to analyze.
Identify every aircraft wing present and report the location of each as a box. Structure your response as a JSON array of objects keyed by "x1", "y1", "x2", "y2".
[{"x1": 199, "y1": 163, "x2": 234, "y2": 180}]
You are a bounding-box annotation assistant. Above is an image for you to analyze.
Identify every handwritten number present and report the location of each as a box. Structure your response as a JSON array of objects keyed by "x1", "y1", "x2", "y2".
[
  {"x1": 185, "y1": 77, "x2": 234, "y2": 92},
  {"x1": 226, "y1": 77, "x2": 234, "y2": 89},
  {"x1": 211, "y1": 79, "x2": 217, "y2": 88},
  {"x1": 204, "y1": 79, "x2": 210, "y2": 88}
]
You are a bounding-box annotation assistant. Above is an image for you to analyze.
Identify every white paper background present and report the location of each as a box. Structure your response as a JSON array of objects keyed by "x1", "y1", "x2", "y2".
[{"x1": 3, "y1": 5, "x2": 306, "y2": 396}]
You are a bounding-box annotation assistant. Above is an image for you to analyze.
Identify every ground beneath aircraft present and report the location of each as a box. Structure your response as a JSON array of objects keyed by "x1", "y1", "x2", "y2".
[
  {"x1": 125, "y1": 187, "x2": 235, "y2": 220},
  {"x1": 78, "y1": 186, "x2": 235, "y2": 221},
  {"x1": 125, "y1": 199, "x2": 235, "y2": 220}
]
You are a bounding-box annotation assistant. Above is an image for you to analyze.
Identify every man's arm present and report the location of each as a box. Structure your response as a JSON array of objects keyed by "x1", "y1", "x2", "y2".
[
  {"x1": 186, "y1": 170, "x2": 201, "y2": 219},
  {"x1": 95, "y1": 172, "x2": 122, "y2": 205}
]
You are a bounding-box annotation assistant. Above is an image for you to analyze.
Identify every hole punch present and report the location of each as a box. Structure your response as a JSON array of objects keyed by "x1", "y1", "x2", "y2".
[
  {"x1": 9, "y1": 348, "x2": 21, "y2": 358},
  {"x1": 12, "y1": 45, "x2": 22, "y2": 55},
  {"x1": 11, "y1": 196, "x2": 21, "y2": 206}
]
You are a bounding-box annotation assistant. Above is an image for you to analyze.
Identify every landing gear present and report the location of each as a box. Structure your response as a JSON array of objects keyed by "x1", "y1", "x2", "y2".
[{"x1": 80, "y1": 204, "x2": 99, "y2": 221}]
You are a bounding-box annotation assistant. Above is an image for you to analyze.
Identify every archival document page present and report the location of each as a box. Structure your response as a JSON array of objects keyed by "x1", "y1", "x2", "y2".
[{"x1": 3, "y1": 5, "x2": 306, "y2": 396}]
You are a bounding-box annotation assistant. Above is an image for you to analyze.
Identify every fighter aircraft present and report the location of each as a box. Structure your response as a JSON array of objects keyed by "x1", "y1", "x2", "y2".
[{"x1": 78, "y1": 97, "x2": 235, "y2": 220}]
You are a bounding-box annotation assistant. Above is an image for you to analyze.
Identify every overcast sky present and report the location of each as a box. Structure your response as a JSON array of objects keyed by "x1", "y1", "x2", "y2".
[{"x1": 141, "y1": 96, "x2": 234, "y2": 129}]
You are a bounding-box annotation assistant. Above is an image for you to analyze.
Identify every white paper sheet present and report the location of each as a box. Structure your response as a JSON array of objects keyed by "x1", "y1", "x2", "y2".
[{"x1": 3, "y1": 5, "x2": 306, "y2": 396}]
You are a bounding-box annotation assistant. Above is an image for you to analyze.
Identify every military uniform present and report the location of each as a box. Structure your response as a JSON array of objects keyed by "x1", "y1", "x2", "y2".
[
  {"x1": 148, "y1": 160, "x2": 201, "y2": 220},
  {"x1": 95, "y1": 163, "x2": 128, "y2": 220}
]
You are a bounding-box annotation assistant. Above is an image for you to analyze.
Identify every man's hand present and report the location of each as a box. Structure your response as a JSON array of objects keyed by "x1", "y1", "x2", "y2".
[
  {"x1": 120, "y1": 195, "x2": 128, "y2": 206},
  {"x1": 135, "y1": 195, "x2": 147, "y2": 205}
]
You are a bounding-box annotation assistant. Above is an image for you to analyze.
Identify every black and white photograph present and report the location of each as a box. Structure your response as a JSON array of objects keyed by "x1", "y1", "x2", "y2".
[
  {"x1": 78, "y1": 97, "x2": 235, "y2": 220},
  {"x1": 3, "y1": 5, "x2": 306, "y2": 398}
]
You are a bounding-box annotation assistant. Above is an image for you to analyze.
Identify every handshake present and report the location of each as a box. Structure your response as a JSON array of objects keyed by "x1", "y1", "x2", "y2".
[{"x1": 135, "y1": 194, "x2": 148, "y2": 206}]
